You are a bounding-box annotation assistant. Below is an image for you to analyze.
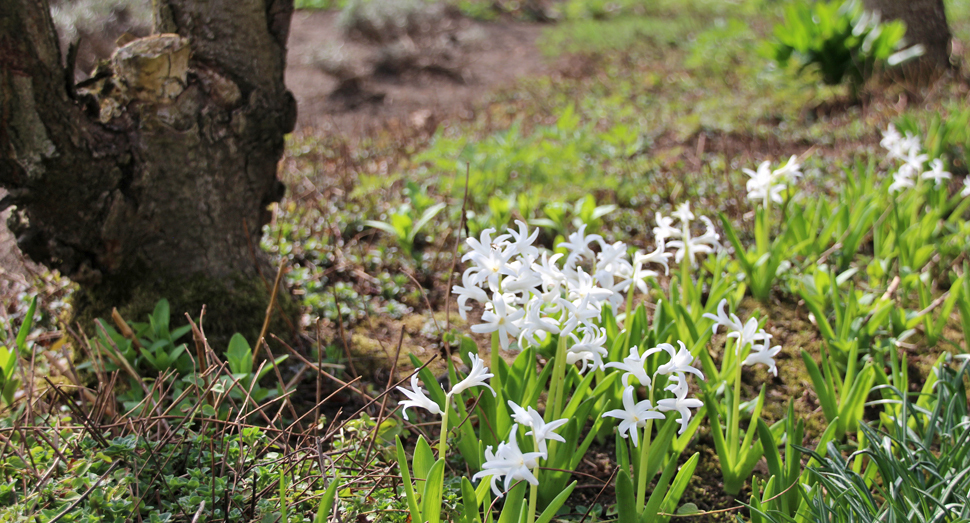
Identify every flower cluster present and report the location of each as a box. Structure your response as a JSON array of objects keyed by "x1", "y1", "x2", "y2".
[
  {"x1": 880, "y1": 124, "x2": 952, "y2": 193},
  {"x1": 454, "y1": 221, "x2": 670, "y2": 363},
  {"x1": 473, "y1": 401, "x2": 568, "y2": 497},
  {"x1": 603, "y1": 341, "x2": 704, "y2": 437},
  {"x1": 653, "y1": 202, "x2": 720, "y2": 267},
  {"x1": 703, "y1": 300, "x2": 781, "y2": 376},
  {"x1": 743, "y1": 156, "x2": 803, "y2": 206},
  {"x1": 397, "y1": 352, "x2": 495, "y2": 420}
]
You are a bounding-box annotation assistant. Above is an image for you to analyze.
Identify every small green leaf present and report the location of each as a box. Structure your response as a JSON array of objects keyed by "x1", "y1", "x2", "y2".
[
  {"x1": 676, "y1": 503, "x2": 700, "y2": 515},
  {"x1": 315, "y1": 476, "x2": 340, "y2": 523},
  {"x1": 413, "y1": 435, "x2": 434, "y2": 482},
  {"x1": 395, "y1": 437, "x2": 422, "y2": 523},
  {"x1": 615, "y1": 468, "x2": 637, "y2": 523},
  {"x1": 15, "y1": 296, "x2": 37, "y2": 351},
  {"x1": 420, "y1": 459, "x2": 445, "y2": 523}
]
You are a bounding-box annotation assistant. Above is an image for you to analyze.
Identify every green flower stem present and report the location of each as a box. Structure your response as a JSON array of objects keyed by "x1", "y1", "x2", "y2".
[
  {"x1": 491, "y1": 331, "x2": 505, "y2": 426},
  {"x1": 758, "y1": 197, "x2": 771, "y2": 257},
  {"x1": 680, "y1": 255, "x2": 691, "y2": 310},
  {"x1": 549, "y1": 330, "x2": 570, "y2": 421},
  {"x1": 727, "y1": 337, "x2": 742, "y2": 463},
  {"x1": 438, "y1": 393, "x2": 452, "y2": 459},
  {"x1": 491, "y1": 332, "x2": 503, "y2": 394},
  {"x1": 528, "y1": 481, "x2": 538, "y2": 523},
  {"x1": 635, "y1": 386, "x2": 656, "y2": 511},
  {"x1": 528, "y1": 432, "x2": 541, "y2": 523},
  {"x1": 622, "y1": 282, "x2": 636, "y2": 352}
]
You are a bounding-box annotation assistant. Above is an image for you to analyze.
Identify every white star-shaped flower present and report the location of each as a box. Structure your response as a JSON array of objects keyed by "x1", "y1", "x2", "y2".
[
  {"x1": 703, "y1": 299, "x2": 744, "y2": 336},
  {"x1": 396, "y1": 374, "x2": 442, "y2": 421},
  {"x1": 604, "y1": 345, "x2": 653, "y2": 388},
  {"x1": 559, "y1": 224, "x2": 603, "y2": 269},
  {"x1": 602, "y1": 386, "x2": 664, "y2": 447},
  {"x1": 506, "y1": 401, "x2": 568, "y2": 454},
  {"x1": 565, "y1": 324, "x2": 608, "y2": 375},
  {"x1": 655, "y1": 341, "x2": 705, "y2": 380},
  {"x1": 451, "y1": 353, "x2": 497, "y2": 397},
  {"x1": 471, "y1": 293, "x2": 525, "y2": 352},
  {"x1": 472, "y1": 425, "x2": 545, "y2": 497},
  {"x1": 656, "y1": 381, "x2": 703, "y2": 435},
  {"x1": 743, "y1": 340, "x2": 782, "y2": 377},
  {"x1": 654, "y1": 212, "x2": 678, "y2": 241},
  {"x1": 453, "y1": 268, "x2": 488, "y2": 320},
  {"x1": 505, "y1": 220, "x2": 540, "y2": 259},
  {"x1": 920, "y1": 158, "x2": 951, "y2": 188}
]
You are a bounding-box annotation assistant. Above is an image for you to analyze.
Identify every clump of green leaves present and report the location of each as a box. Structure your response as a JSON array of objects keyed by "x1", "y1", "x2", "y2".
[
  {"x1": 0, "y1": 297, "x2": 35, "y2": 408},
  {"x1": 364, "y1": 182, "x2": 447, "y2": 264},
  {"x1": 90, "y1": 299, "x2": 193, "y2": 376},
  {"x1": 222, "y1": 333, "x2": 287, "y2": 403},
  {"x1": 767, "y1": 0, "x2": 919, "y2": 95},
  {"x1": 795, "y1": 359, "x2": 970, "y2": 523},
  {"x1": 895, "y1": 106, "x2": 970, "y2": 171}
]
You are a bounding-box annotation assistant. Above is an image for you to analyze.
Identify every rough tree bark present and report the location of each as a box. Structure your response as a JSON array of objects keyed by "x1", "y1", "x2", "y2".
[
  {"x1": 0, "y1": 0, "x2": 297, "y2": 342},
  {"x1": 863, "y1": 0, "x2": 952, "y2": 69}
]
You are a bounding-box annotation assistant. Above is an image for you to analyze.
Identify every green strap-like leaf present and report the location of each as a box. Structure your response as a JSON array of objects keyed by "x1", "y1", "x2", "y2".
[
  {"x1": 615, "y1": 468, "x2": 637, "y2": 523},
  {"x1": 535, "y1": 481, "x2": 577, "y2": 523},
  {"x1": 461, "y1": 477, "x2": 482, "y2": 523},
  {"x1": 657, "y1": 453, "x2": 700, "y2": 522},
  {"x1": 801, "y1": 350, "x2": 837, "y2": 422},
  {"x1": 15, "y1": 296, "x2": 37, "y2": 351},
  {"x1": 314, "y1": 475, "x2": 341, "y2": 523},
  {"x1": 395, "y1": 437, "x2": 422, "y2": 523},
  {"x1": 413, "y1": 435, "x2": 434, "y2": 482},
  {"x1": 420, "y1": 459, "x2": 446, "y2": 523},
  {"x1": 643, "y1": 454, "x2": 680, "y2": 521},
  {"x1": 496, "y1": 481, "x2": 526, "y2": 523}
]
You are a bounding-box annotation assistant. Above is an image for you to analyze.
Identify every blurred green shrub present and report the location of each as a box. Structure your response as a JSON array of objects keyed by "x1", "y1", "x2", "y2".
[{"x1": 766, "y1": 0, "x2": 921, "y2": 95}]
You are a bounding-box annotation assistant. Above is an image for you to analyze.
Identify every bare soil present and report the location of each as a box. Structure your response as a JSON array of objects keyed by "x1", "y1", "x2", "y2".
[{"x1": 285, "y1": 10, "x2": 548, "y2": 134}]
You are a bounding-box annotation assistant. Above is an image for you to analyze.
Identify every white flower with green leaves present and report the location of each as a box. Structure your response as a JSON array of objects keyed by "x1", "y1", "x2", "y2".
[
  {"x1": 565, "y1": 324, "x2": 609, "y2": 374},
  {"x1": 655, "y1": 341, "x2": 705, "y2": 380},
  {"x1": 396, "y1": 374, "x2": 442, "y2": 421},
  {"x1": 921, "y1": 158, "x2": 952, "y2": 188},
  {"x1": 471, "y1": 293, "x2": 525, "y2": 352},
  {"x1": 656, "y1": 377, "x2": 704, "y2": 434},
  {"x1": 605, "y1": 345, "x2": 653, "y2": 388},
  {"x1": 396, "y1": 352, "x2": 496, "y2": 419},
  {"x1": 602, "y1": 385, "x2": 665, "y2": 447},
  {"x1": 507, "y1": 400, "x2": 568, "y2": 454},
  {"x1": 743, "y1": 338, "x2": 782, "y2": 377},
  {"x1": 472, "y1": 425, "x2": 545, "y2": 497},
  {"x1": 744, "y1": 156, "x2": 801, "y2": 207},
  {"x1": 657, "y1": 202, "x2": 720, "y2": 267},
  {"x1": 451, "y1": 353, "x2": 497, "y2": 397}
]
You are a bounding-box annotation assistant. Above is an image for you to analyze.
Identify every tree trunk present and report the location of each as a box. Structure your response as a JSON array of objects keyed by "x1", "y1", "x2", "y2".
[
  {"x1": 863, "y1": 0, "x2": 951, "y2": 69},
  {"x1": 0, "y1": 0, "x2": 297, "y2": 343}
]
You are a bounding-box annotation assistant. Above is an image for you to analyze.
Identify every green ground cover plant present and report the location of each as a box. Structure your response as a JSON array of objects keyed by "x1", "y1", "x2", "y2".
[{"x1": 3, "y1": 0, "x2": 970, "y2": 521}]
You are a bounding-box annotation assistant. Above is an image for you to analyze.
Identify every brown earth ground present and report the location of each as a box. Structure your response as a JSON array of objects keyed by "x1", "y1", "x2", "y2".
[{"x1": 286, "y1": 10, "x2": 549, "y2": 133}]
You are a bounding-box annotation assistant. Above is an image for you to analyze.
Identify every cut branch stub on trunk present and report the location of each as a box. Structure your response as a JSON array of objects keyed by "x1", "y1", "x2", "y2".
[{"x1": 0, "y1": 0, "x2": 298, "y2": 345}]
